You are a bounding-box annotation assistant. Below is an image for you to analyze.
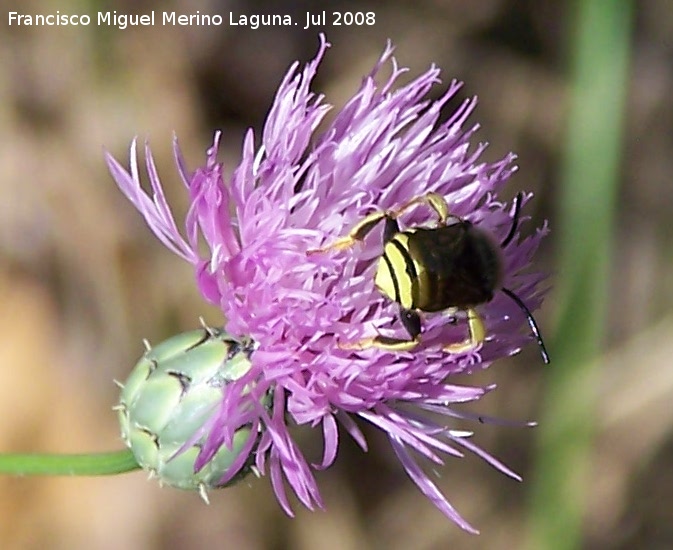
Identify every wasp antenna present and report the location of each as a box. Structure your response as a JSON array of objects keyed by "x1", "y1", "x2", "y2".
[
  {"x1": 501, "y1": 287, "x2": 550, "y2": 364},
  {"x1": 500, "y1": 192, "x2": 524, "y2": 248}
]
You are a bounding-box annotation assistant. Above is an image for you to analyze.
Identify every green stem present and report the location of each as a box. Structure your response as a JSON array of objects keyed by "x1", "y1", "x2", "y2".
[
  {"x1": 527, "y1": 1, "x2": 633, "y2": 549},
  {"x1": 0, "y1": 449, "x2": 139, "y2": 476}
]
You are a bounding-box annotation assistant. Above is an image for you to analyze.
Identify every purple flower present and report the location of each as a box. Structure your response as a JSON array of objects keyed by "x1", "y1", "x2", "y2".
[{"x1": 106, "y1": 34, "x2": 547, "y2": 533}]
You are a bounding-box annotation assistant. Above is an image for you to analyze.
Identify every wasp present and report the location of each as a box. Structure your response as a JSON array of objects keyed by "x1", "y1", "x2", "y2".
[{"x1": 310, "y1": 192, "x2": 549, "y2": 363}]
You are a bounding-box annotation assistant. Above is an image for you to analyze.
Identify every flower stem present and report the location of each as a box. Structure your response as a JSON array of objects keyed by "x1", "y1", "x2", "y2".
[
  {"x1": 527, "y1": 1, "x2": 633, "y2": 549},
  {"x1": 0, "y1": 449, "x2": 139, "y2": 476}
]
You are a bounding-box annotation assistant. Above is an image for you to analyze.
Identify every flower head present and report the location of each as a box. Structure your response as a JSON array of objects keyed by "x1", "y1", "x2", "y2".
[{"x1": 106, "y1": 34, "x2": 547, "y2": 533}]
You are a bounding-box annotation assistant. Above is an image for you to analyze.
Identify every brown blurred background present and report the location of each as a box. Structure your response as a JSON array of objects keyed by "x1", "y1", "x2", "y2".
[{"x1": 1, "y1": 0, "x2": 672, "y2": 549}]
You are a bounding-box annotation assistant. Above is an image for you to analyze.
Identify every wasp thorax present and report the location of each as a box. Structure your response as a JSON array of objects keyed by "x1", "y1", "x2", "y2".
[{"x1": 117, "y1": 328, "x2": 269, "y2": 492}]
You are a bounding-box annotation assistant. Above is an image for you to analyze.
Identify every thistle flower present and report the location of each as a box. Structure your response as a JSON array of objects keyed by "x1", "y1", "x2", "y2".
[{"x1": 106, "y1": 34, "x2": 547, "y2": 533}]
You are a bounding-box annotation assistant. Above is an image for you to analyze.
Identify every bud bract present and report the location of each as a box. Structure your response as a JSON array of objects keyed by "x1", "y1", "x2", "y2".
[{"x1": 118, "y1": 328, "x2": 266, "y2": 491}]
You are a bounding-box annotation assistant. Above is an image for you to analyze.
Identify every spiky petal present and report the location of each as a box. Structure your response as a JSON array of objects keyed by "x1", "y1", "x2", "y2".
[{"x1": 106, "y1": 34, "x2": 547, "y2": 532}]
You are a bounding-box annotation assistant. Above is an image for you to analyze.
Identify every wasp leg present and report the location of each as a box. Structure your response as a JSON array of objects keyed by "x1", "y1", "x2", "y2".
[
  {"x1": 339, "y1": 335, "x2": 420, "y2": 352},
  {"x1": 309, "y1": 193, "x2": 452, "y2": 255},
  {"x1": 443, "y1": 308, "x2": 487, "y2": 354},
  {"x1": 308, "y1": 210, "x2": 390, "y2": 254},
  {"x1": 399, "y1": 308, "x2": 421, "y2": 340},
  {"x1": 390, "y1": 192, "x2": 450, "y2": 225},
  {"x1": 339, "y1": 307, "x2": 421, "y2": 352}
]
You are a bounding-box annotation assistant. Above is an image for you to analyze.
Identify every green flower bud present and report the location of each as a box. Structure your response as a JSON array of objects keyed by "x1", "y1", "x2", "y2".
[{"x1": 117, "y1": 327, "x2": 266, "y2": 495}]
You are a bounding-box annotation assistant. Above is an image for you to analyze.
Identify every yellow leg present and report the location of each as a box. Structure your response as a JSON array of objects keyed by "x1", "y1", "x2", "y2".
[
  {"x1": 307, "y1": 210, "x2": 388, "y2": 254},
  {"x1": 308, "y1": 192, "x2": 452, "y2": 255},
  {"x1": 443, "y1": 308, "x2": 486, "y2": 354},
  {"x1": 339, "y1": 334, "x2": 420, "y2": 352},
  {"x1": 391, "y1": 192, "x2": 450, "y2": 225},
  {"x1": 340, "y1": 307, "x2": 485, "y2": 355}
]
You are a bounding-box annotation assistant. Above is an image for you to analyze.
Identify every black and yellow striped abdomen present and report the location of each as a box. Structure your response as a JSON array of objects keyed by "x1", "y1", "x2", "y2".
[{"x1": 374, "y1": 224, "x2": 503, "y2": 313}]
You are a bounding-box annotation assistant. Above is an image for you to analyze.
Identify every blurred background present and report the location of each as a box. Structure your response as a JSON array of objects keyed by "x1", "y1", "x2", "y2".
[{"x1": 0, "y1": 0, "x2": 670, "y2": 548}]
